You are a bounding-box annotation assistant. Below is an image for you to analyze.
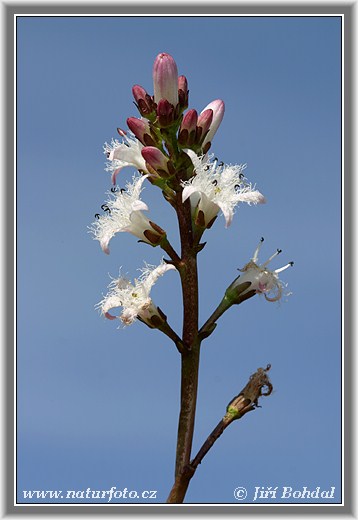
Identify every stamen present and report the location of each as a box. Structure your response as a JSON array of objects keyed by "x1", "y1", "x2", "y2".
[
  {"x1": 262, "y1": 248, "x2": 282, "y2": 267},
  {"x1": 252, "y1": 237, "x2": 264, "y2": 262},
  {"x1": 274, "y1": 262, "x2": 294, "y2": 274}
]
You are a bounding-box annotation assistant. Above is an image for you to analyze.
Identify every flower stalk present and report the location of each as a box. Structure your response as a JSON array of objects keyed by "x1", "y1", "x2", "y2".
[{"x1": 91, "y1": 51, "x2": 293, "y2": 505}]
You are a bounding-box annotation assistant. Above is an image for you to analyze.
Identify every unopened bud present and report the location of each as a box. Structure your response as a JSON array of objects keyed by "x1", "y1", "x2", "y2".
[
  {"x1": 132, "y1": 85, "x2": 155, "y2": 117},
  {"x1": 178, "y1": 109, "x2": 198, "y2": 146},
  {"x1": 141, "y1": 146, "x2": 173, "y2": 177},
  {"x1": 127, "y1": 117, "x2": 156, "y2": 146},
  {"x1": 201, "y1": 99, "x2": 225, "y2": 148},
  {"x1": 156, "y1": 98, "x2": 175, "y2": 127},
  {"x1": 196, "y1": 109, "x2": 213, "y2": 144},
  {"x1": 178, "y1": 75, "x2": 189, "y2": 109},
  {"x1": 153, "y1": 52, "x2": 179, "y2": 106},
  {"x1": 181, "y1": 109, "x2": 198, "y2": 132}
]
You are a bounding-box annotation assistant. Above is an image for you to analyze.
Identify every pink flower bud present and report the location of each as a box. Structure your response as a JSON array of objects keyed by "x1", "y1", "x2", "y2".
[
  {"x1": 153, "y1": 52, "x2": 179, "y2": 106},
  {"x1": 132, "y1": 85, "x2": 148, "y2": 103},
  {"x1": 180, "y1": 109, "x2": 198, "y2": 133},
  {"x1": 127, "y1": 117, "x2": 155, "y2": 146},
  {"x1": 201, "y1": 100, "x2": 225, "y2": 146},
  {"x1": 178, "y1": 109, "x2": 198, "y2": 146},
  {"x1": 197, "y1": 109, "x2": 213, "y2": 136},
  {"x1": 132, "y1": 84, "x2": 155, "y2": 116},
  {"x1": 178, "y1": 75, "x2": 189, "y2": 108},
  {"x1": 156, "y1": 98, "x2": 175, "y2": 127},
  {"x1": 141, "y1": 146, "x2": 169, "y2": 173},
  {"x1": 178, "y1": 75, "x2": 188, "y2": 95}
]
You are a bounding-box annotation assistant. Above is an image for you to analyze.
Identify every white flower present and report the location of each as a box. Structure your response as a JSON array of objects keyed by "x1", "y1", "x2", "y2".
[
  {"x1": 97, "y1": 260, "x2": 176, "y2": 326},
  {"x1": 89, "y1": 174, "x2": 159, "y2": 254},
  {"x1": 234, "y1": 238, "x2": 293, "y2": 302},
  {"x1": 182, "y1": 150, "x2": 265, "y2": 227},
  {"x1": 104, "y1": 131, "x2": 148, "y2": 184}
]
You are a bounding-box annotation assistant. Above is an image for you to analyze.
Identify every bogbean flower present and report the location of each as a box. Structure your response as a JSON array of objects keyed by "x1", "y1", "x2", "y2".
[
  {"x1": 97, "y1": 260, "x2": 176, "y2": 326},
  {"x1": 104, "y1": 130, "x2": 148, "y2": 184},
  {"x1": 232, "y1": 238, "x2": 294, "y2": 302},
  {"x1": 182, "y1": 151, "x2": 266, "y2": 228},
  {"x1": 89, "y1": 174, "x2": 165, "y2": 254}
]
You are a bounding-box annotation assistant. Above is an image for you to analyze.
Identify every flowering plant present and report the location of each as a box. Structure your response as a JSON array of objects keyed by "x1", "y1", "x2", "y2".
[{"x1": 90, "y1": 52, "x2": 293, "y2": 503}]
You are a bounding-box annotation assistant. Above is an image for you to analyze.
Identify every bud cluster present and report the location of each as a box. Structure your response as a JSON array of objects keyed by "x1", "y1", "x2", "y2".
[{"x1": 108, "y1": 52, "x2": 225, "y2": 192}]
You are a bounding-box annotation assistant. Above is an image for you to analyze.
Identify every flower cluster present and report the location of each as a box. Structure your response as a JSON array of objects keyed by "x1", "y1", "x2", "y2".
[{"x1": 91, "y1": 51, "x2": 292, "y2": 332}]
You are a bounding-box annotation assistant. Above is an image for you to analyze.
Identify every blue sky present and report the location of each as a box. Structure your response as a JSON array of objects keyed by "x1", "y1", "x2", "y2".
[{"x1": 17, "y1": 16, "x2": 341, "y2": 504}]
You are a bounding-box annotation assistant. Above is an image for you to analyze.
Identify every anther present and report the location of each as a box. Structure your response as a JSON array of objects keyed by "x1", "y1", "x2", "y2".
[
  {"x1": 204, "y1": 165, "x2": 210, "y2": 171},
  {"x1": 263, "y1": 248, "x2": 282, "y2": 267},
  {"x1": 219, "y1": 161, "x2": 224, "y2": 167},
  {"x1": 101, "y1": 204, "x2": 111, "y2": 214},
  {"x1": 212, "y1": 180, "x2": 218, "y2": 186},
  {"x1": 289, "y1": 261, "x2": 294, "y2": 266},
  {"x1": 120, "y1": 188, "x2": 126, "y2": 193},
  {"x1": 239, "y1": 173, "x2": 245, "y2": 180},
  {"x1": 95, "y1": 213, "x2": 100, "y2": 219}
]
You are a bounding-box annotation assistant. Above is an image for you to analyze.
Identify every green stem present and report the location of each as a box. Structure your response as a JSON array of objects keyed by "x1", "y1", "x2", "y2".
[{"x1": 199, "y1": 296, "x2": 232, "y2": 338}]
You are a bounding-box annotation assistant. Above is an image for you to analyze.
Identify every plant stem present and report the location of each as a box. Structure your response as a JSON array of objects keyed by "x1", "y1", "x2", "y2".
[
  {"x1": 167, "y1": 365, "x2": 273, "y2": 501},
  {"x1": 167, "y1": 193, "x2": 201, "y2": 503}
]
